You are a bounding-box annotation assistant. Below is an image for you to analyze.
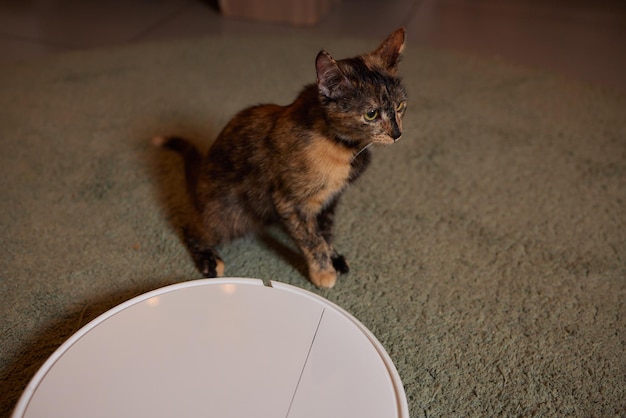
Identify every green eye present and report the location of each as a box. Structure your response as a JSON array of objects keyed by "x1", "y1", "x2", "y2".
[
  {"x1": 396, "y1": 101, "x2": 407, "y2": 112},
  {"x1": 364, "y1": 109, "x2": 379, "y2": 121}
]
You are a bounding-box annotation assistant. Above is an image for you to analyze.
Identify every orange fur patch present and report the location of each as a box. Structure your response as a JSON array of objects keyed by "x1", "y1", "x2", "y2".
[
  {"x1": 215, "y1": 259, "x2": 225, "y2": 277},
  {"x1": 304, "y1": 137, "x2": 353, "y2": 213}
]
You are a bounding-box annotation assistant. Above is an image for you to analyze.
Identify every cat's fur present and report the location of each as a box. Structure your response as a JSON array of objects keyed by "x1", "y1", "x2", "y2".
[{"x1": 154, "y1": 28, "x2": 408, "y2": 288}]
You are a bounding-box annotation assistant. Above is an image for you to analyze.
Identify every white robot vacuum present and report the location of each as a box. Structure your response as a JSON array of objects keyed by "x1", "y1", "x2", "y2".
[{"x1": 13, "y1": 278, "x2": 409, "y2": 417}]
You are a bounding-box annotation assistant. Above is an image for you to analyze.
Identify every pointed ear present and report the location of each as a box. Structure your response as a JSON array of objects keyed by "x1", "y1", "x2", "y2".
[
  {"x1": 316, "y1": 50, "x2": 350, "y2": 99},
  {"x1": 371, "y1": 27, "x2": 406, "y2": 73}
]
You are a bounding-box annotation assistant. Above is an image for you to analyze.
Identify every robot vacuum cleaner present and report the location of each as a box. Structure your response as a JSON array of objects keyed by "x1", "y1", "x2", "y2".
[{"x1": 13, "y1": 278, "x2": 409, "y2": 417}]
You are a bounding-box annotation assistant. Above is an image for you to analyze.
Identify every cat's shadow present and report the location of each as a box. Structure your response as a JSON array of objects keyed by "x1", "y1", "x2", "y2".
[
  {"x1": 141, "y1": 124, "x2": 204, "y2": 241},
  {"x1": 257, "y1": 228, "x2": 309, "y2": 279}
]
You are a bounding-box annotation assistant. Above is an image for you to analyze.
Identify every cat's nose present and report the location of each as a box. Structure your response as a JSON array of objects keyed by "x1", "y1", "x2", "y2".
[{"x1": 389, "y1": 120, "x2": 402, "y2": 141}]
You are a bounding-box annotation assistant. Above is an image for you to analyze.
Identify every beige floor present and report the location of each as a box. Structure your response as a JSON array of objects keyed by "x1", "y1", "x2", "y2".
[{"x1": 0, "y1": 0, "x2": 624, "y2": 91}]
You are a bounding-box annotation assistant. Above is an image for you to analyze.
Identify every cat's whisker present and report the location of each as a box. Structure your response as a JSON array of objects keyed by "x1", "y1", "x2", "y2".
[{"x1": 351, "y1": 142, "x2": 374, "y2": 163}]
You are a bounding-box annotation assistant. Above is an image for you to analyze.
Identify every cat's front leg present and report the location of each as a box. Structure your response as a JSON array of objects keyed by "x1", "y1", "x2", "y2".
[
  {"x1": 317, "y1": 197, "x2": 350, "y2": 275},
  {"x1": 277, "y1": 205, "x2": 339, "y2": 288},
  {"x1": 330, "y1": 252, "x2": 349, "y2": 275}
]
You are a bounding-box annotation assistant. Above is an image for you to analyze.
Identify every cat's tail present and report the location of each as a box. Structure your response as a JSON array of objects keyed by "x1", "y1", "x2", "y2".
[{"x1": 153, "y1": 136, "x2": 202, "y2": 197}]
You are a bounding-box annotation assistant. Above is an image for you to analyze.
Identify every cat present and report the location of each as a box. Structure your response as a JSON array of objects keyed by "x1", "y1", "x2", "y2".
[{"x1": 153, "y1": 28, "x2": 408, "y2": 288}]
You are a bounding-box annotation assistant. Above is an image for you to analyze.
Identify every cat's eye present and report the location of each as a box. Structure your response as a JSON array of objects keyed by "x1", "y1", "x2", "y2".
[
  {"x1": 396, "y1": 101, "x2": 407, "y2": 113},
  {"x1": 364, "y1": 109, "x2": 379, "y2": 121}
]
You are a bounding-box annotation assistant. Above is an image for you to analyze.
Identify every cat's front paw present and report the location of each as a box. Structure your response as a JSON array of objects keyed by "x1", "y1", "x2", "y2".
[
  {"x1": 310, "y1": 269, "x2": 338, "y2": 289},
  {"x1": 331, "y1": 253, "x2": 350, "y2": 275}
]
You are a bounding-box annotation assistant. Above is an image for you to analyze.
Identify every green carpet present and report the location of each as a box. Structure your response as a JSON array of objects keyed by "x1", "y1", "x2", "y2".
[{"x1": 1, "y1": 34, "x2": 624, "y2": 417}]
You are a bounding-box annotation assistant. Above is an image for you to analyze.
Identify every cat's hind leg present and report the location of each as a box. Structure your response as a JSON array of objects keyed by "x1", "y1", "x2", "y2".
[{"x1": 182, "y1": 226, "x2": 225, "y2": 278}]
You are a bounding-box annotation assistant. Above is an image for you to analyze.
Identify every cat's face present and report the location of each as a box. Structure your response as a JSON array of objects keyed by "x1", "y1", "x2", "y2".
[
  {"x1": 338, "y1": 58, "x2": 408, "y2": 145},
  {"x1": 316, "y1": 28, "x2": 407, "y2": 147}
]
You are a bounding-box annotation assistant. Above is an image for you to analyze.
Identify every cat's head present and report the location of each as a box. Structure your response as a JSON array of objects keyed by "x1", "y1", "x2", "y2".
[{"x1": 316, "y1": 28, "x2": 408, "y2": 147}]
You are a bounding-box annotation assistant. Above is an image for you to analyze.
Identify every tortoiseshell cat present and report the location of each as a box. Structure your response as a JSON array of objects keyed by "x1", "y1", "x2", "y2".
[{"x1": 154, "y1": 28, "x2": 408, "y2": 288}]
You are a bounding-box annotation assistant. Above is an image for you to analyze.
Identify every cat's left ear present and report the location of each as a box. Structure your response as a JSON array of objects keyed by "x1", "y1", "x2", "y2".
[{"x1": 371, "y1": 27, "x2": 406, "y2": 74}]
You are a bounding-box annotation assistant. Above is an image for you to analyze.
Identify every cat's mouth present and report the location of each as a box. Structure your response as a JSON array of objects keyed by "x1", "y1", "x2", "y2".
[{"x1": 375, "y1": 135, "x2": 401, "y2": 145}]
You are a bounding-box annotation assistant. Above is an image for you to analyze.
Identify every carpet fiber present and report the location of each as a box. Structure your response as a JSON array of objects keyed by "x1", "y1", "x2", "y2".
[{"x1": 1, "y1": 34, "x2": 624, "y2": 417}]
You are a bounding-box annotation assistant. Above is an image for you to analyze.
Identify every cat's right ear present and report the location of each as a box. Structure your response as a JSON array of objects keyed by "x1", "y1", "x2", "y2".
[{"x1": 316, "y1": 50, "x2": 349, "y2": 100}]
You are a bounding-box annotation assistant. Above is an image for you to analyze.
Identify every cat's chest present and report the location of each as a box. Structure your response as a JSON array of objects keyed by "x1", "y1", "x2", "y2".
[{"x1": 302, "y1": 138, "x2": 353, "y2": 212}]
